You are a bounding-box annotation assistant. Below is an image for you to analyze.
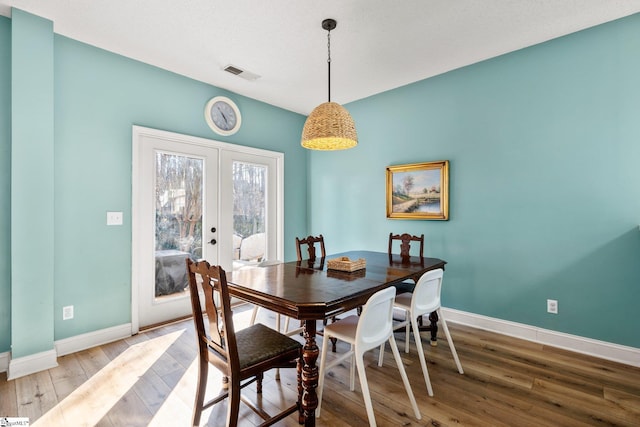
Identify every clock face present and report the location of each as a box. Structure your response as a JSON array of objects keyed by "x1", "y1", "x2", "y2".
[
  {"x1": 205, "y1": 96, "x2": 241, "y2": 135},
  {"x1": 210, "y1": 101, "x2": 236, "y2": 130}
]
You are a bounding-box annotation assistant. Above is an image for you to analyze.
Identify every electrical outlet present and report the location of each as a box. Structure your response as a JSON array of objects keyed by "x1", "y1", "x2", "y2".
[
  {"x1": 547, "y1": 299, "x2": 558, "y2": 314},
  {"x1": 63, "y1": 305, "x2": 74, "y2": 320},
  {"x1": 106, "y1": 211, "x2": 123, "y2": 225}
]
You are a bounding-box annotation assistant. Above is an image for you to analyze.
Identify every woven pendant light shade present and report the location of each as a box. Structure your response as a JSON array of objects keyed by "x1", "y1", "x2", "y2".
[
  {"x1": 301, "y1": 19, "x2": 357, "y2": 151},
  {"x1": 301, "y1": 102, "x2": 358, "y2": 150}
]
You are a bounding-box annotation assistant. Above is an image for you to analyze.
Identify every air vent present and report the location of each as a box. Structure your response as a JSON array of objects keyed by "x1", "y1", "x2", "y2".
[
  {"x1": 223, "y1": 64, "x2": 261, "y2": 81},
  {"x1": 224, "y1": 65, "x2": 243, "y2": 75}
]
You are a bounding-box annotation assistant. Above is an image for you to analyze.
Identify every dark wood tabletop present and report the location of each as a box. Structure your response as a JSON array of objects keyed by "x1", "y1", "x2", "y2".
[
  {"x1": 228, "y1": 250, "x2": 446, "y2": 318},
  {"x1": 226, "y1": 250, "x2": 446, "y2": 426}
]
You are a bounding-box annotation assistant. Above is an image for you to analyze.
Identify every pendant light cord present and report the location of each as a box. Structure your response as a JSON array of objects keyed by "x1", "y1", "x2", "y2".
[{"x1": 327, "y1": 30, "x2": 331, "y2": 102}]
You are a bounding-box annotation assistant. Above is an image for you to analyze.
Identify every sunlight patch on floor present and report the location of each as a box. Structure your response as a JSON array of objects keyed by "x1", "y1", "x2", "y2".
[
  {"x1": 148, "y1": 357, "x2": 198, "y2": 426},
  {"x1": 147, "y1": 306, "x2": 288, "y2": 425},
  {"x1": 33, "y1": 330, "x2": 184, "y2": 426}
]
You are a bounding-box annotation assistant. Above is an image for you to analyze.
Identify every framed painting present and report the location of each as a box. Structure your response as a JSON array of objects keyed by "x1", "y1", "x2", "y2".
[{"x1": 386, "y1": 160, "x2": 449, "y2": 220}]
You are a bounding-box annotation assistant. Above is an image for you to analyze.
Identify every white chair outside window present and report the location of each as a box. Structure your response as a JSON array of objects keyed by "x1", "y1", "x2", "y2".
[
  {"x1": 317, "y1": 286, "x2": 421, "y2": 427},
  {"x1": 380, "y1": 268, "x2": 463, "y2": 396}
]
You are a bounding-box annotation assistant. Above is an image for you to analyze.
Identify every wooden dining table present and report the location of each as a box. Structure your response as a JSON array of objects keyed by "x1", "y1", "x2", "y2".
[{"x1": 227, "y1": 250, "x2": 447, "y2": 426}]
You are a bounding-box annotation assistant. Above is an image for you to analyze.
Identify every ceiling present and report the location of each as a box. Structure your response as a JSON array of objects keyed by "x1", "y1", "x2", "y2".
[{"x1": 1, "y1": 1, "x2": 639, "y2": 115}]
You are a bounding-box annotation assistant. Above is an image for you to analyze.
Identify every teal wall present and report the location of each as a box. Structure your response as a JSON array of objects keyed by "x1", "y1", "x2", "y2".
[
  {"x1": 1, "y1": 9, "x2": 308, "y2": 354},
  {"x1": 11, "y1": 10, "x2": 55, "y2": 358},
  {"x1": 310, "y1": 13, "x2": 640, "y2": 348},
  {"x1": 0, "y1": 16, "x2": 10, "y2": 354}
]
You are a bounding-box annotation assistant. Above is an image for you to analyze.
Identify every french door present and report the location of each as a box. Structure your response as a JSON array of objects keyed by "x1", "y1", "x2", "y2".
[{"x1": 132, "y1": 126, "x2": 283, "y2": 331}]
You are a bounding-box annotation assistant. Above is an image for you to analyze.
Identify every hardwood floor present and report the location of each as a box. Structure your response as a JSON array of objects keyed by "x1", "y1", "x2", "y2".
[{"x1": 1, "y1": 307, "x2": 639, "y2": 426}]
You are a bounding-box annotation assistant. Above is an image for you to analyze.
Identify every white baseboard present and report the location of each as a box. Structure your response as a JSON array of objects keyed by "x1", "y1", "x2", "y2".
[
  {"x1": 0, "y1": 351, "x2": 9, "y2": 373},
  {"x1": 442, "y1": 307, "x2": 640, "y2": 368},
  {"x1": 1, "y1": 323, "x2": 133, "y2": 379},
  {"x1": 55, "y1": 323, "x2": 133, "y2": 357},
  {"x1": 8, "y1": 349, "x2": 58, "y2": 380}
]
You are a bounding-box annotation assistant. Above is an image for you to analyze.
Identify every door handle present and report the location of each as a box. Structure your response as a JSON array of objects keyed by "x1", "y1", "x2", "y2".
[
  {"x1": 211, "y1": 227, "x2": 216, "y2": 233},
  {"x1": 209, "y1": 238, "x2": 217, "y2": 245}
]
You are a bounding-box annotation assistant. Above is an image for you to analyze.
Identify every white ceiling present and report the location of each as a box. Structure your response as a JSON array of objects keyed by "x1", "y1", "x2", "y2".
[{"x1": 1, "y1": 1, "x2": 639, "y2": 115}]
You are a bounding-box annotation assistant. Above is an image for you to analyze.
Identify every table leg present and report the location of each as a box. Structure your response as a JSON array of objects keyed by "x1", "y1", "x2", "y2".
[
  {"x1": 417, "y1": 311, "x2": 440, "y2": 346},
  {"x1": 300, "y1": 319, "x2": 318, "y2": 426},
  {"x1": 429, "y1": 310, "x2": 439, "y2": 346}
]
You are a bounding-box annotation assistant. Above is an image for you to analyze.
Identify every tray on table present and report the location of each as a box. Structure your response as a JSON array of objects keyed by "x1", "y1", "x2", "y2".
[{"x1": 327, "y1": 256, "x2": 366, "y2": 272}]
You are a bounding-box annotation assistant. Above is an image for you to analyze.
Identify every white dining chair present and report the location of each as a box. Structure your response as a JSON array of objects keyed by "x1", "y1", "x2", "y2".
[
  {"x1": 379, "y1": 268, "x2": 463, "y2": 396},
  {"x1": 317, "y1": 286, "x2": 421, "y2": 427}
]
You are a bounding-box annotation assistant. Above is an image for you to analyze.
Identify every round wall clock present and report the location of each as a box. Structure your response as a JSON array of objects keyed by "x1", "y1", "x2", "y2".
[{"x1": 204, "y1": 96, "x2": 242, "y2": 136}]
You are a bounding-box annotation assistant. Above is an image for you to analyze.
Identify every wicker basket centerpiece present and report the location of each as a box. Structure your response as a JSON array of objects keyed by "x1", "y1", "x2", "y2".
[{"x1": 327, "y1": 256, "x2": 366, "y2": 272}]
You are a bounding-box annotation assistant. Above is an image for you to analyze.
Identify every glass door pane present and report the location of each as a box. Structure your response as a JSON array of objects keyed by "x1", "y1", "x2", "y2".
[
  {"x1": 154, "y1": 152, "x2": 203, "y2": 298},
  {"x1": 219, "y1": 149, "x2": 281, "y2": 271},
  {"x1": 134, "y1": 129, "x2": 218, "y2": 329},
  {"x1": 232, "y1": 161, "x2": 267, "y2": 270}
]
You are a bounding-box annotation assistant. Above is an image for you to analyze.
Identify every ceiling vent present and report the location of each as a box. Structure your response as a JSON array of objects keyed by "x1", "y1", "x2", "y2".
[{"x1": 223, "y1": 64, "x2": 260, "y2": 81}]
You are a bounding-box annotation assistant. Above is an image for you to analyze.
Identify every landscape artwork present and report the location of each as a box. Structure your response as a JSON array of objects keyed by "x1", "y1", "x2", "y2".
[{"x1": 386, "y1": 160, "x2": 449, "y2": 220}]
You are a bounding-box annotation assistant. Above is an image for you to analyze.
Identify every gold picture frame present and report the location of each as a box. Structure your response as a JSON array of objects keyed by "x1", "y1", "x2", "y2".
[{"x1": 386, "y1": 160, "x2": 449, "y2": 220}]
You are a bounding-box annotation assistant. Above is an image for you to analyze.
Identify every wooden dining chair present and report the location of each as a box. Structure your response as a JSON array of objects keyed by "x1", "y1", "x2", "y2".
[
  {"x1": 294, "y1": 234, "x2": 340, "y2": 351},
  {"x1": 317, "y1": 287, "x2": 422, "y2": 427},
  {"x1": 388, "y1": 232, "x2": 437, "y2": 340},
  {"x1": 296, "y1": 234, "x2": 326, "y2": 264},
  {"x1": 186, "y1": 258, "x2": 303, "y2": 427},
  {"x1": 388, "y1": 232, "x2": 424, "y2": 263},
  {"x1": 284, "y1": 233, "x2": 327, "y2": 338},
  {"x1": 379, "y1": 268, "x2": 463, "y2": 396},
  {"x1": 388, "y1": 232, "x2": 425, "y2": 293}
]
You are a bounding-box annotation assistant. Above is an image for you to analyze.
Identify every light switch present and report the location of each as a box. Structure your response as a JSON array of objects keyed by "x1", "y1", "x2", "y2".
[{"x1": 107, "y1": 211, "x2": 123, "y2": 225}]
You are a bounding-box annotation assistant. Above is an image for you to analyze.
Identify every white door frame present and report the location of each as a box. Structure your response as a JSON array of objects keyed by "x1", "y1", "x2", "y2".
[{"x1": 131, "y1": 125, "x2": 284, "y2": 334}]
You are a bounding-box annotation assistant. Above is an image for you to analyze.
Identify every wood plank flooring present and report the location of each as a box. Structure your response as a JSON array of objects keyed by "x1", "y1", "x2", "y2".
[{"x1": 1, "y1": 307, "x2": 639, "y2": 426}]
